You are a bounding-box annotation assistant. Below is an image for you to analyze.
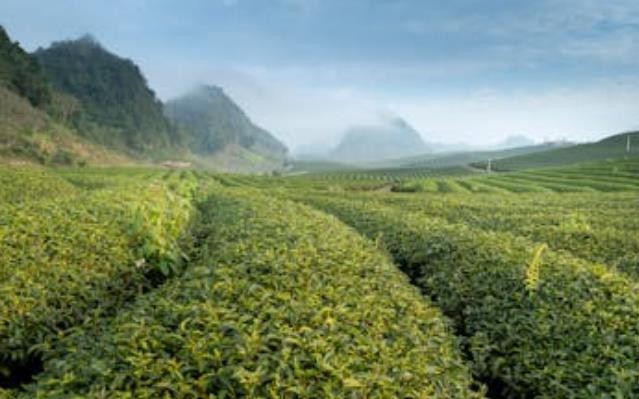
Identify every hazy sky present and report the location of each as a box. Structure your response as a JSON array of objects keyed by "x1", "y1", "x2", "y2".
[{"x1": 2, "y1": 0, "x2": 639, "y2": 150}]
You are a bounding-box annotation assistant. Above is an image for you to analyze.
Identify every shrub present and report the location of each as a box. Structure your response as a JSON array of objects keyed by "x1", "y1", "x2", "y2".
[
  {"x1": 305, "y1": 196, "x2": 639, "y2": 398},
  {"x1": 23, "y1": 189, "x2": 482, "y2": 398},
  {"x1": 0, "y1": 170, "x2": 202, "y2": 385}
]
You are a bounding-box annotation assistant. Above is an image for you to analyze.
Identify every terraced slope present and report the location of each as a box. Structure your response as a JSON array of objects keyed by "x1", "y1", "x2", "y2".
[
  {"x1": 16, "y1": 189, "x2": 481, "y2": 398},
  {"x1": 305, "y1": 190, "x2": 639, "y2": 279},
  {"x1": 2, "y1": 163, "x2": 638, "y2": 398},
  {"x1": 397, "y1": 142, "x2": 568, "y2": 169},
  {"x1": 471, "y1": 131, "x2": 639, "y2": 171},
  {"x1": 0, "y1": 166, "x2": 78, "y2": 202},
  {"x1": 278, "y1": 158, "x2": 639, "y2": 194},
  {"x1": 0, "y1": 168, "x2": 205, "y2": 389},
  {"x1": 389, "y1": 158, "x2": 639, "y2": 194},
  {"x1": 301, "y1": 196, "x2": 639, "y2": 398}
]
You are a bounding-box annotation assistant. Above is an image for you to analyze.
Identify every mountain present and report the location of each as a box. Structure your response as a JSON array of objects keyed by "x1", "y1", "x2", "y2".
[
  {"x1": 493, "y1": 135, "x2": 535, "y2": 150},
  {"x1": 472, "y1": 132, "x2": 639, "y2": 171},
  {"x1": 330, "y1": 118, "x2": 429, "y2": 163},
  {"x1": 0, "y1": 27, "x2": 127, "y2": 166},
  {"x1": 34, "y1": 35, "x2": 181, "y2": 153},
  {"x1": 0, "y1": 26, "x2": 51, "y2": 108},
  {"x1": 164, "y1": 85, "x2": 287, "y2": 172},
  {"x1": 1, "y1": 29, "x2": 286, "y2": 170}
]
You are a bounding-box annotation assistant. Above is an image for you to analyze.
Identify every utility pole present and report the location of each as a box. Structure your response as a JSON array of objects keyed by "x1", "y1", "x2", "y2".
[
  {"x1": 627, "y1": 134, "x2": 631, "y2": 154},
  {"x1": 487, "y1": 158, "x2": 492, "y2": 173}
]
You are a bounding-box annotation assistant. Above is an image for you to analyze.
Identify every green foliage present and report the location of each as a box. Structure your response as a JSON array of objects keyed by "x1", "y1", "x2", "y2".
[
  {"x1": 352, "y1": 190, "x2": 639, "y2": 278},
  {"x1": 0, "y1": 167, "x2": 77, "y2": 202},
  {"x1": 0, "y1": 169, "x2": 202, "y2": 382},
  {"x1": 0, "y1": 26, "x2": 51, "y2": 108},
  {"x1": 23, "y1": 189, "x2": 481, "y2": 398},
  {"x1": 2, "y1": 159, "x2": 638, "y2": 397},
  {"x1": 302, "y1": 196, "x2": 639, "y2": 398},
  {"x1": 303, "y1": 158, "x2": 639, "y2": 194},
  {"x1": 34, "y1": 36, "x2": 180, "y2": 153}
]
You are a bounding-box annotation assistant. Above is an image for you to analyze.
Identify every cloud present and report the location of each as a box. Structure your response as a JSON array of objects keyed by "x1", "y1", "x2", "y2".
[
  {"x1": 3, "y1": 0, "x2": 639, "y2": 152},
  {"x1": 143, "y1": 62, "x2": 387, "y2": 151},
  {"x1": 387, "y1": 78, "x2": 639, "y2": 145},
  {"x1": 144, "y1": 57, "x2": 639, "y2": 152},
  {"x1": 401, "y1": 0, "x2": 639, "y2": 65},
  {"x1": 217, "y1": 70, "x2": 387, "y2": 151},
  {"x1": 560, "y1": 32, "x2": 639, "y2": 63}
]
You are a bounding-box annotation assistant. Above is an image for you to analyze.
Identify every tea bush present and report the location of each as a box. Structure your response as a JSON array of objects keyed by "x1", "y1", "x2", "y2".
[
  {"x1": 351, "y1": 191, "x2": 639, "y2": 278},
  {"x1": 305, "y1": 196, "x2": 639, "y2": 398},
  {"x1": 23, "y1": 189, "x2": 483, "y2": 398},
  {"x1": 0, "y1": 166, "x2": 77, "y2": 202},
  {"x1": 0, "y1": 171, "x2": 202, "y2": 384}
]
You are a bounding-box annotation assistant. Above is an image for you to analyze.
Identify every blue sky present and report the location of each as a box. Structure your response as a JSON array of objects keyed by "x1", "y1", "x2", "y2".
[{"x1": 2, "y1": 0, "x2": 639, "y2": 149}]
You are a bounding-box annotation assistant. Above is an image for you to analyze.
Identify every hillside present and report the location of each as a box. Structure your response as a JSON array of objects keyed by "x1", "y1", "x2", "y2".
[
  {"x1": 165, "y1": 85, "x2": 287, "y2": 172},
  {"x1": 380, "y1": 142, "x2": 569, "y2": 169},
  {"x1": 0, "y1": 26, "x2": 51, "y2": 108},
  {"x1": 0, "y1": 86, "x2": 129, "y2": 165},
  {"x1": 474, "y1": 131, "x2": 639, "y2": 171},
  {"x1": 1, "y1": 28, "x2": 286, "y2": 170},
  {"x1": 330, "y1": 118, "x2": 429, "y2": 163},
  {"x1": 0, "y1": 27, "x2": 127, "y2": 165},
  {"x1": 34, "y1": 36, "x2": 181, "y2": 154}
]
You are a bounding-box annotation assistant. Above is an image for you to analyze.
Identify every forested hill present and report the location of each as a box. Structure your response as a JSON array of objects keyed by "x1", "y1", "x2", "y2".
[
  {"x1": 165, "y1": 85, "x2": 287, "y2": 163},
  {"x1": 34, "y1": 36, "x2": 181, "y2": 153},
  {"x1": 0, "y1": 27, "x2": 130, "y2": 166},
  {"x1": 0, "y1": 26, "x2": 51, "y2": 108},
  {"x1": 0, "y1": 27, "x2": 286, "y2": 170}
]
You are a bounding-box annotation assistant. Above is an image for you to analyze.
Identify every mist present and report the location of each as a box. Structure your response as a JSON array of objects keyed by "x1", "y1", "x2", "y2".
[{"x1": 2, "y1": 0, "x2": 639, "y2": 154}]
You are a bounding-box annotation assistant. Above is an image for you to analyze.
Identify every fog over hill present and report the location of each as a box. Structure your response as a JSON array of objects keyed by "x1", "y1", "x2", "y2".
[
  {"x1": 165, "y1": 85, "x2": 287, "y2": 171},
  {"x1": 330, "y1": 118, "x2": 429, "y2": 163},
  {"x1": 3, "y1": 1, "x2": 639, "y2": 151}
]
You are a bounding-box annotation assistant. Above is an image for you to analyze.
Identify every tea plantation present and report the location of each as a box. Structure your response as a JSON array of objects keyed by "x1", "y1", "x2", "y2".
[{"x1": 1, "y1": 158, "x2": 638, "y2": 398}]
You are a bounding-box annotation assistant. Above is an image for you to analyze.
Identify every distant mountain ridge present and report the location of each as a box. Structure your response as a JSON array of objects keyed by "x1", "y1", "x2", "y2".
[
  {"x1": 164, "y1": 85, "x2": 287, "y2": 171},
  {"x1": 493, "y1": 135, "x2": 536, "y2": 150},
  {"x1": 330, "y1": 118, "x2": 429, "y2": 163}
]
